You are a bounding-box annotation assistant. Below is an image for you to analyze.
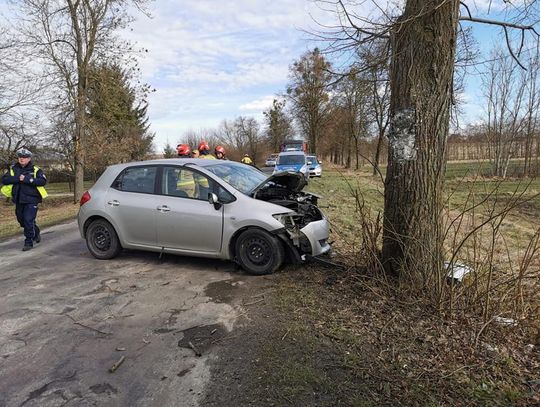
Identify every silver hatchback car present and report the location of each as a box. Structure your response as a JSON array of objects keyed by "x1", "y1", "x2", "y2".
[{"x1": 78, "y1": 159, "x2": 331, "y2": 275}]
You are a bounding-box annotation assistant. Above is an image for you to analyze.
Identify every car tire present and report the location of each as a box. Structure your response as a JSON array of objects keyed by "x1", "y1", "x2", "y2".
[
  {"x1": 235, "y1": 229, "x2": 284, "y2": 275},
  {"x1": 86, "y1": 219, "x2": 122, "y2": 260}
]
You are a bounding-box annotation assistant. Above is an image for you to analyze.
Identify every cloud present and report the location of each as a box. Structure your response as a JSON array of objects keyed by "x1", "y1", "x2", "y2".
[{"x1": 239, "y1": 95, "x2": 276, "y2": 111}]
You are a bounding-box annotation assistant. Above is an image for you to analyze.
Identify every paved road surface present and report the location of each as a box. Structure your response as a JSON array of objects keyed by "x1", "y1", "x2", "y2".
[{"x1": 0, "y1": 221, "x2": 251, "y2": 407}]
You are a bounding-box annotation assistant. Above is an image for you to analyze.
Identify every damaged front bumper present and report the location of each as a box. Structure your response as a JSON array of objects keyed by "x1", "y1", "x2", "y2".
[{"x1": 275, "y1": 217, "x2": 331, "y2": 264}]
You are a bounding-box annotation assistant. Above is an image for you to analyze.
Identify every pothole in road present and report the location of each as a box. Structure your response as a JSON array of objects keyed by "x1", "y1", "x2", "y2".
[{"x1": 177, "y1": 324, "x2": 227, "y2": 355}]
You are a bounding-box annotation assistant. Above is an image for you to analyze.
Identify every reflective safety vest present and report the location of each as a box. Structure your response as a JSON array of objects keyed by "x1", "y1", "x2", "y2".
[
  {"x1": 1, "y1": 166, "x2": 48, "y2": 199},
  {"x1": 241, "y1": 156, "x2": 253, "y2": 165}
]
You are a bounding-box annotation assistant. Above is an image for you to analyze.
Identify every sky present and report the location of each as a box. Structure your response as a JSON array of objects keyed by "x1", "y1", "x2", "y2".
[
  {"x1": 124, "y1": 0, "x2": 532, "y2": 152},
  {"x1": 123, "y1": 0, "x2": 336, "y2": 152},
  {"x1": 2, "y1": 0, "x2": 536, "y2": 152}
]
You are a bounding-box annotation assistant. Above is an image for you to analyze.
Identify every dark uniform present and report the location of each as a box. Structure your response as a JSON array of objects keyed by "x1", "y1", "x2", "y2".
[{"x1": 1, "y1": 149, "x2": 47, "y2": 250}]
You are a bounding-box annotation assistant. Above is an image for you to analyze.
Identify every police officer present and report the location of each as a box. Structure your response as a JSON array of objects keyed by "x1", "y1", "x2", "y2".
[{"x1": 1, "y1": 148, "x2": 48, "y2": 251}]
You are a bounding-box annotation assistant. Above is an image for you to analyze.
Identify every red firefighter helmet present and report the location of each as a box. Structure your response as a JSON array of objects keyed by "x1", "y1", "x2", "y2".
[
  {"x1": 176, "y1": 144, "x2": 191, "y2": 156},
  {"x1": 215, "y1": 145, "x2": 225, "y2": 155},
  {"x1": 198, "y1": 140, "x2": 210, "y2": 152}
]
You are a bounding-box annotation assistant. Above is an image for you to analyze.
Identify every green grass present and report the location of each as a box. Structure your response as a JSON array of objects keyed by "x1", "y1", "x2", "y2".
[
  {"x1": 444, "y1": 159, "x2": 527, "y2": 179},
  {"x1": 45, "y1": 181, "x2": 94, "y2": 194}
]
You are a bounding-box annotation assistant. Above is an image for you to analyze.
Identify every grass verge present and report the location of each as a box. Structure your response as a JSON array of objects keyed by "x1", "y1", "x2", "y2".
[{"x1": 1, "y1": 196, "x2": 79, "y2": 241}]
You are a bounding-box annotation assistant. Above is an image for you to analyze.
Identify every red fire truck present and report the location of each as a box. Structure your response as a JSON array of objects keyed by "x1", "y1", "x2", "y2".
[{"x1": 280, "y1": 139, "x2": 308, "y2": 153}]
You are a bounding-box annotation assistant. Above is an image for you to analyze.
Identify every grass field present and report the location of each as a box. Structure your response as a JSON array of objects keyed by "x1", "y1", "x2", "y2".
[{"x1": 0, "y1": 181, "x2": 93, "y2": 241}]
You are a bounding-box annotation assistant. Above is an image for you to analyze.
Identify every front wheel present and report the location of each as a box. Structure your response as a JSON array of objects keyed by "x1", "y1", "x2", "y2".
[
  {"x1": 86, "y1": 219, "x2": 122, "y2": 260},
  {"x1": 235, "y1": 229, "x2": 284, "y2": 275}
]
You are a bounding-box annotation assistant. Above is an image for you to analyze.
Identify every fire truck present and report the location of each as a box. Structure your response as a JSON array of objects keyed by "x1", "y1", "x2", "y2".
[{"x1": 280, "y1": 139, "x2": 309, "y2": 153}]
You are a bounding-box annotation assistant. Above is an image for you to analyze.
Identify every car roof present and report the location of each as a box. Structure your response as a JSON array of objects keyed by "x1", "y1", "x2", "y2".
[
  {"x1": 104, "y1": 158, "x2": 246, "y2": 172},
  {"x1": 278, "y1": 151, "x2": 306, "y2": 156}
]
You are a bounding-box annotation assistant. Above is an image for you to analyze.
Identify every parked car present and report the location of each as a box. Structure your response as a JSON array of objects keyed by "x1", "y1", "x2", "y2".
[
  {"x1": 273, "y1": 151, "x2": 309, "y2": 178},
  {"x1": 265, "y1": 153, "x2": 279, "y2": 167},
  {"x1": 78, "y1": 159, "x2": 331, "y2": 275},
  {"x1": 306, "y1": 155, "x2": 322, "y2": 177}
]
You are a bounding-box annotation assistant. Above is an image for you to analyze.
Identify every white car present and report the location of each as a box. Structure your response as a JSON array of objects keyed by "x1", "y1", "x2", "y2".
[
  {"x1": 307, "y1": 155, "x2": 322, "y2": 177},
  {"x1": 265, "y1": 153, "x2": 279, "y2": 167}
]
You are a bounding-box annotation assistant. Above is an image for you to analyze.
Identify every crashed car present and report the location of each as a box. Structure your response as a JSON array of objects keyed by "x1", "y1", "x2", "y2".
[{"x1": 78, "y1": 159, "x2": 331, "y2": 275}]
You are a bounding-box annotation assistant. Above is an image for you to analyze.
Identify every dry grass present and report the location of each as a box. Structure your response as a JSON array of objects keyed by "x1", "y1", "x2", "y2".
[
  {"x1": 0, "y1": 197, "x2": 79, "y2": 241},
  {"x1": 246, "y1": 163, "x2": 540, "y2": 405}
]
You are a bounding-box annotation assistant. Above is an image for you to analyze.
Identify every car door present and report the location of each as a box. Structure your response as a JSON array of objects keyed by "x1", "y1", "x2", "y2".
[
  {"x1": 106, "y1": 165, "x2": 158, "y2": 247},
  {"x1": 155, "y1": 166, "x2": 223, "y2": 253}
]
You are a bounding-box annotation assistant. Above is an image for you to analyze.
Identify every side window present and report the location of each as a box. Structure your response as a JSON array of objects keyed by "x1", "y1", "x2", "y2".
[
  {"x1": 217, "y1": 185, "x2": 235, "y2": 203},
  {"x1": 113, "y1": 166, "x2": 157, "y2": 194},
  {"x1": 161, "y1": 166, "x2": 215, "y2": 201}
]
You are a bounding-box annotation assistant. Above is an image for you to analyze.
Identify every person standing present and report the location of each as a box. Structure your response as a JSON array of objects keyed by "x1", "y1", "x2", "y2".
[
  {"x1": 1, "y1": 148, "x2": 48, "y2": 251},
  {"x1": 214, "y1": 145, "x2": 227, "y2": 160},
  {"x1": 241, "y1": 153, "x2": 254, "y2": 166},
  {"x1": 176, "y1": 144, "x2": 191, "y2": 157},
  {"x1": 198, "y1": 141, "x2": 216, "y2": 159}
]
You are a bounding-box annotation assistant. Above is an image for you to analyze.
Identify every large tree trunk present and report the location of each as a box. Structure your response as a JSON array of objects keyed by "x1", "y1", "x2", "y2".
[
  {"x1": 381, "y1": 0, "x2": 459, "y2": 288},
  {"x1": 74, "y1": 90, "x2": 85, "y2": 203}
]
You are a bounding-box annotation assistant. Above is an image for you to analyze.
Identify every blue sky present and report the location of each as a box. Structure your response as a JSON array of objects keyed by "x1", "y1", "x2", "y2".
[
  {"x1": 123, "y1": 0, "x2": 334, "y2": 151},
  {"x1": 2, "y1": 0, "x2": 535, "y2": 151},
  {"x1": 126, "y1": 0, "x2": 533, "y2": 151}
]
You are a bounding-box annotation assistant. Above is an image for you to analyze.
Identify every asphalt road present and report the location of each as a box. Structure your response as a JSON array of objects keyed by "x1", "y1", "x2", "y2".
[{"x1": 0, "y1": 221, "x2": 251, "y2": 407}]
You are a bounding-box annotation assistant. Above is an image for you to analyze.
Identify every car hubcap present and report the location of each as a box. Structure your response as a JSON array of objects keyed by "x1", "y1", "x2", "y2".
[
  {"x1": 246, "y1": 238, "x2": 270, "y2": 265},
  {"x1": 93, "y1": 226, "x2": 111, "y2": 251}
]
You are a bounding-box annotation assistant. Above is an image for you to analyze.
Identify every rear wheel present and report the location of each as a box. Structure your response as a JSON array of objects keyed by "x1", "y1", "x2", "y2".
[
  {"x1": 235, "y1": 229, "x2": 284, "y2": 275},
  {"x1": 86, "y1": 219, "x2": 121, "y2": 260}
]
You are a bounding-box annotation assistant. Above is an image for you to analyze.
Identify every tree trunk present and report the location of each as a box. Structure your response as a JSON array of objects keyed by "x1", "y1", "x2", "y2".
[
  {"x1": 373, "y1": 129, "x2": 384, "y2": 176},
  {"x1": 381, "y1": 0, "x2": 459, "y2": 289}
]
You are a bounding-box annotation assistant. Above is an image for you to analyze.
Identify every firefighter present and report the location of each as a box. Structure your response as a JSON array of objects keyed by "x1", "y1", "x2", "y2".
[
  {"x1": 241, "y1": 153, "x2": 254, "y2": 166},
  {"x1": 198, "y1": 141, "x2": 216, "y2": 159},
  {"x1": 1, "y1": 148, "x2": 48, "y2": 251},
  {"x1": 214, "y1": 145, "x2": 227, "y2": 160},
  {"x1": 176, "y1": 144, "x2": 191, "y2": 157}
]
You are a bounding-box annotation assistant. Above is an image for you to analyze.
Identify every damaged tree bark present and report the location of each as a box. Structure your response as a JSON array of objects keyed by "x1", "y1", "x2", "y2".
[{"x1": 381, "y1": 0, "x2": 459, "y2": 289}]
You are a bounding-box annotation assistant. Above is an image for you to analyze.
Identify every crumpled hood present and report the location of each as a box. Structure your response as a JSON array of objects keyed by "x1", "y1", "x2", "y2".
[{"x1": 250, "y1": 171, "x2": 308, "y2": 196}]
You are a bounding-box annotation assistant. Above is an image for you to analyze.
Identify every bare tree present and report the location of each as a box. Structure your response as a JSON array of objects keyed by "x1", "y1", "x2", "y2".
[
  {"x1": 483, "y1": 48, "x2": 527, "y2": 178},
  {"x1": 16, "y1": 0, "x2": 148, "y2": 202},
  {"x1": 316, "y1": 0, "x2": 540, "y2": 288},
  {"x1": 334, "y1": 71, "x2": 371, "y2": 169},
  {"x1": 215, "y1": 117, "x2": 262, "y2": 161},
  {"x1": 0, "y1": 26, "x2": 45, "y2": 165},
  {"x1": 287, "y1": 48, "x2": 333, "y2": 154}
]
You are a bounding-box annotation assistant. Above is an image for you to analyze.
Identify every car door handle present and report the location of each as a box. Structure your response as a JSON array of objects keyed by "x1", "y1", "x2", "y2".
[
  {"x1": 107, "y1": 200, "x2": 120, "y2": 207},
  {"x1": 156, "y1": 205, "x2": 170, "y2": 212}
]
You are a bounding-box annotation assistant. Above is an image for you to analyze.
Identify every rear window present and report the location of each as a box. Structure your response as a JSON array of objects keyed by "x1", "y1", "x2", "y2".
[
  {"x1": 277, "y1": 154, "x2": 306, "y2": 165},
  {"x1": 112, "y1": 166, "x2": 157, "y2": 194}
]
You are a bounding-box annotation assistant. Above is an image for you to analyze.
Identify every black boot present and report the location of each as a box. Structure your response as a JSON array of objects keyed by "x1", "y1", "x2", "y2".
[{"x1": 34, "y1": 225, "x2": 41, "y2": 243}]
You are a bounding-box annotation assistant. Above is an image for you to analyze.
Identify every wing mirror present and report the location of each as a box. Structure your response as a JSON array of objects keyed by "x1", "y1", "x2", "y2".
[
  {"x1": 208, "y1": 192, "x2": 222, "y2": 210},
  {"x1": 307, "y1": 161, "x2": 312, "y2": 165}
]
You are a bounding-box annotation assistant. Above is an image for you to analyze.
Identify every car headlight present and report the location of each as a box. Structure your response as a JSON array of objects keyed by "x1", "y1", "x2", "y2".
[{"x1": 273, "y1": 213, "x2": 296, "y2": 227}]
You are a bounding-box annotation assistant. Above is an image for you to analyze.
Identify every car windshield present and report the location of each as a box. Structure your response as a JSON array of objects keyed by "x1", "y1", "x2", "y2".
[
  {"x1": 307, "y1": 156, "x2": 318, "y2": 164},
  {"x1": 278, "y1": 155, "x2": 305, "y2": 165},
  {"x1": 205, "y1": 162, "x2": 268, "y2": 194}
]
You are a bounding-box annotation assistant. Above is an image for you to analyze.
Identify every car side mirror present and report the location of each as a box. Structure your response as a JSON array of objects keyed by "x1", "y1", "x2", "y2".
[
  {"x1": 307, "y1": 161, "x2": 312, "y2": 165},
  {"x1": 208, "y1": 192, "x2": 222, "y2": 210}
]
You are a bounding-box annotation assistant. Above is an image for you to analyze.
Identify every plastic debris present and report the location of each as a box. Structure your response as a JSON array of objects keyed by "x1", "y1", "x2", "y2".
[{"x1": 444, "y1": 261, "x2": 473, "y2": 282}]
